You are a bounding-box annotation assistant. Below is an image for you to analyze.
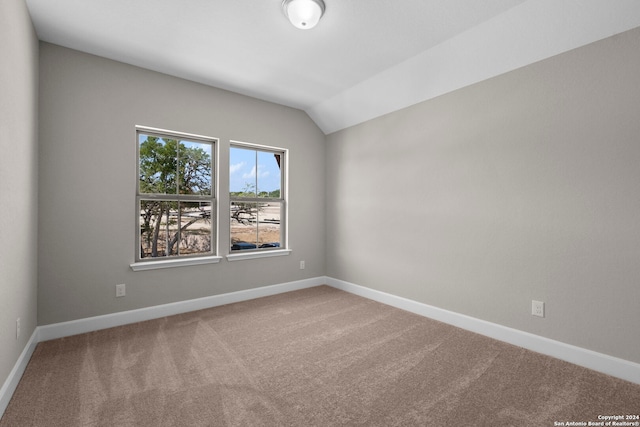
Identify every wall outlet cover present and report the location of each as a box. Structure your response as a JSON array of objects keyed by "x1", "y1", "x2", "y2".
[
  {"x1": 532, "y1": 300, "x2": 545, "y2": 318},
  {"x1": 116, "y1": 284, "x2": 126, "y2": 297}
]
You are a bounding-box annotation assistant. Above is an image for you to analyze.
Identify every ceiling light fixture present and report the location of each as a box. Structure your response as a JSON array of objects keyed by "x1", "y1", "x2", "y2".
[{"x1": 282, "y1": 0, "x2": 325, "y2": 30}]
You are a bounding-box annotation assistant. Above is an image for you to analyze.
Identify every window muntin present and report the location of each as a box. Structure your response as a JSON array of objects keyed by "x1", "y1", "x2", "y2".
[
  {"x1": 137, "y1": 128, "x2": 216, "y2": 261},
  {"x1": 230, "y1": 144, "x2": 285, "y2": 252}
]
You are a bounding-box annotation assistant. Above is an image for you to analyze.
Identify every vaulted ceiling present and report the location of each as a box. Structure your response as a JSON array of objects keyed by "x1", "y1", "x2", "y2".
[{"x1": 26, "y1": 0, "x2": 640, "y2": 134}]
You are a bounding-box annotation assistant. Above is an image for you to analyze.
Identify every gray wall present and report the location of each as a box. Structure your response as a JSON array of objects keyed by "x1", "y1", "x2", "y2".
[
  {"x1": 38, "y1": 43, "x2": 325, "y2": 325},
  {"x1": 5, "y1": 10, "x2": 639, "y2": 389},
  {"x1": 0, "y1": 0, "x2": 39, "y2": 387},
  {"x1": 326, "y1": 28, "x2": 640, "y2": 364}
]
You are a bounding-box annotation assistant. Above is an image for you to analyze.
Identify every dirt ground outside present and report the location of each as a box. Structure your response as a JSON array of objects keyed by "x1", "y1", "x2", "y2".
[
  {"x1": 230, "y1": 203, "x2": 281, "y2": 247},
  {"x1": 230, "y1": 222, "x2": 280, "y2": 246},
  {"x1": 140, "y1": 204, "x2": 281, "y2": 257}
]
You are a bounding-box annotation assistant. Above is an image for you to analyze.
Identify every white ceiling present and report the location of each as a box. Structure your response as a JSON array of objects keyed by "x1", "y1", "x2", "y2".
[{"x1": 26, "y1": 0, "x2": 640, "y2": 134}]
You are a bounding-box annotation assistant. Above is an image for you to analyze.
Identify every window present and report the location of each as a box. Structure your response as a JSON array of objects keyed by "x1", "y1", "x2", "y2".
[
  {"x1": 229, "y1": 142, "x2": 286, "y2": 253},
  {"x1": 136, "y1": 127, "x2": 216, "y2": 263}
]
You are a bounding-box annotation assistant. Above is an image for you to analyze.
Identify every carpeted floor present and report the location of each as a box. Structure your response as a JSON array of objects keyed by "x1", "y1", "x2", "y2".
[{"x1": 1, "y1": 285, "x2": 639, "y2": 426}]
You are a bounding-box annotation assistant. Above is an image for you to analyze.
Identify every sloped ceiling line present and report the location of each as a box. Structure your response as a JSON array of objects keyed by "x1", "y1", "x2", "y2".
[
  {"x1": 25, "y1": 0, "x2": 640, "y2": 135},
  {"x1": 310, "y1": 0, "x2": 640, "y2": 134}
]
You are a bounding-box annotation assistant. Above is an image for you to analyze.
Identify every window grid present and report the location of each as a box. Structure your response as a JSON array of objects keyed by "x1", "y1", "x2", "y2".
[
  {"x1": 230, "y1": 142, "x2": 286, "y2": 253},
  {"x1": 136, "y1": 126, "x2": 216, "y2": 262}
]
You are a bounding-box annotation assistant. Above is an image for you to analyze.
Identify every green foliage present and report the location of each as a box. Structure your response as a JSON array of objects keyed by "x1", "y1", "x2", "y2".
[
  {"x1": 139, "y1": 136, "x2": 211, "y2": 195},
  {"x1": 230, "y1": 183, "x2": 279, "y2": 199}
]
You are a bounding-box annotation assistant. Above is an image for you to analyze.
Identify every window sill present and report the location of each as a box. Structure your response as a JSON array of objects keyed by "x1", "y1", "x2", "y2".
[
  {"x1": 226, "y1": 249, "x2": 292, "y2": 262},
  {"x1": 130, "y1": 255, "x2": 222, "y2": 271}
]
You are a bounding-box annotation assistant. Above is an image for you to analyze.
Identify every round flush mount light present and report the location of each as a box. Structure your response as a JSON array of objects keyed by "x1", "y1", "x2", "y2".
[{"x1": 282, "y1": 0, "x2": 325, "y2": 30}]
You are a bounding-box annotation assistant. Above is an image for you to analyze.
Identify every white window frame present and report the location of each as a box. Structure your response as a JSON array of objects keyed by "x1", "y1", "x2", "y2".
[
  {"x1": 131, "y1": 126, "x2": 221, "y2": 271},
  {"x1": 227, "y1": 141, "x2": 291, "y2": 261}
]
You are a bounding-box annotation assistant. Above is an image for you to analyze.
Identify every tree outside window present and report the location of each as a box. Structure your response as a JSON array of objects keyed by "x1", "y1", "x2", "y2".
[{"x1": 137, "y1": 128, "x2": 216, "y2": 260}]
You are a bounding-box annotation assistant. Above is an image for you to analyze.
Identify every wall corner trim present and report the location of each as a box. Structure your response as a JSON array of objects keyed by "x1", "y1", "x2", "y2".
[
  {"x1": 0, "y1": 329, "x2": 39, "y2": 417},
  {"x1": 325, "y1": 277, "x2": 640, "y2": 386}
]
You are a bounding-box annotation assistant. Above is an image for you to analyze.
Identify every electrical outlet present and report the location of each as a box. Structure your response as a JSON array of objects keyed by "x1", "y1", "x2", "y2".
[
  {"x1": 532, "y1": 300, "x2": 545, "y2": 318},
  {"x1": 300, "y1": 260, "x2": 305, "y2": 270},
  {"x1": 116, "y1": 284, "x2": 126, "y2": 298},
  {"x1": 16, "y1": 318, "x2": 21, "y2": 339}
]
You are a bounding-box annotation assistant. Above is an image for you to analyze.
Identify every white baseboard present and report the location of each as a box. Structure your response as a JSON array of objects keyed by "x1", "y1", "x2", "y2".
[
  {"x1": 3, "y1": 275, "x2": 639, "y2": 421},
  {"x1": 0, "y1": 328, "x2": 39, "y2": 417},
  {"x1": 38, "y1": 277, "x2": 325, "y2": 342},
  {"x1": 325, "y1": 277, "x2": 640, "y2": 385},
  {"x1": 1, "y1": 277, "x2": 324, "y2": 419}
]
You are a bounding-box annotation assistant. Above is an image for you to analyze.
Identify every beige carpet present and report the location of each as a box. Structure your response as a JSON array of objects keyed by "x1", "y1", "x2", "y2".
[{"x1": 2, "y1": 286, "x2": 639, "y2": 426}]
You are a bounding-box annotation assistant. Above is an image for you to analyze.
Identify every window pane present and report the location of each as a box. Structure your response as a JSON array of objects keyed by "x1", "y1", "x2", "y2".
[
  {"x1": 257, "y1": 151, "x2": 281, "y2": 198},
  {"x1": 230, "y1": 146, "x2": 256, "y2": 197},
  {"x1": 179, "y1": 140, "x2": 212, "y2": 195},
  {"x1": 137, "y1": 128, "x2": 217, "y2": 262},
  {"x1": 231, "y1": 201, "x2": 258, "y2": 250},
  {"x1": 139, "y1": 200, "x2": 176, "y2": 258},
  {"x1": 229, "y1": 143, "x2": 284, "y2": 253},
  {"x1": 257, "y1": 202, "x2": 281, "y2": 248},
  {"x1": 179, "y1": 201, "x2": 212, "y2": 255},
  {"x1": 139, "y1": 135, "x2": 177, "y2": 194},
  {"x1": 230, "y1": 201, "x2": 281, "y2": 251}
]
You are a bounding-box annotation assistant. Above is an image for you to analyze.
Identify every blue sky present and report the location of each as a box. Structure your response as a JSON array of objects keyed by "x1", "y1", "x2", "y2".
[{"x1": 230, "y1": 147, "x2": 281, "y2": 194}]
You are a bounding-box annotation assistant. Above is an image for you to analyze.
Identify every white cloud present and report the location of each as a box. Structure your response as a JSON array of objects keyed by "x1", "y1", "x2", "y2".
[
  {"x1": 230, "y1": 162, "x2": 245, "y2": 175},
  {"x1": 242, "y1": 166, "x2": 255, "y2": 180},
  {"x1": 242, "y1": 165, "x2": 270, "y2": 180},
  {"x1": 259, "y1": 168, "x2": 270, "y2": 179}
]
